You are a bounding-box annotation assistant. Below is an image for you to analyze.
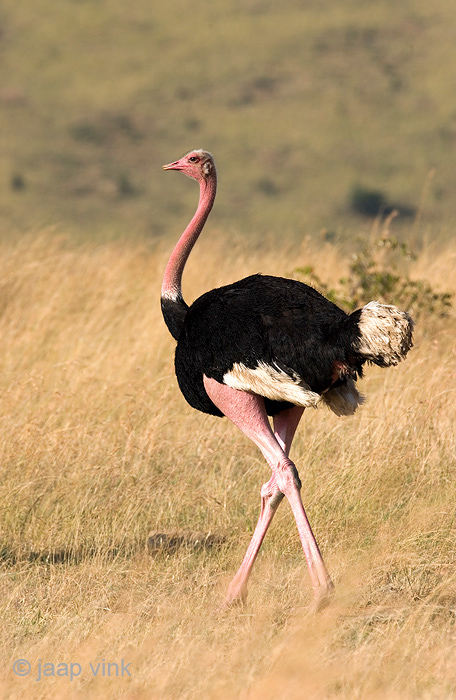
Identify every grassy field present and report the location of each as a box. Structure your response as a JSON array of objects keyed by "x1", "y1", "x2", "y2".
[
  {"x1": 0, "y1": 228, "x2": 455, "y2": 699},
  {"x1": 2, "y1": 1, "x2": 456, "y2": 696},
  {"x1": 2, "y1": 0, "x2": 456, "y2": 243}
]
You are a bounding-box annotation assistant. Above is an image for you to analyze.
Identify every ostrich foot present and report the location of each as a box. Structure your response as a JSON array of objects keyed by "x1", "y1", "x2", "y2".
[
  {"x1": 219, "y1": 575, "x2": 248, "y2": 609},
  {"x1": 310, "y1": 580, "x2": 335, "y2": 613}
]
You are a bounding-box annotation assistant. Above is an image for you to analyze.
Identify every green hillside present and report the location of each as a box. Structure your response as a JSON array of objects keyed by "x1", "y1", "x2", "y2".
[{"x1": 2, "y1": 0, "x2": 456, "y2": 242}]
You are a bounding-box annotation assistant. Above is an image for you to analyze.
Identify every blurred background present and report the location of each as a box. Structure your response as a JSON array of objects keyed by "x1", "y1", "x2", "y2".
[{"x1": 1, "y1": 0, "x2": 455, "y2": 245}]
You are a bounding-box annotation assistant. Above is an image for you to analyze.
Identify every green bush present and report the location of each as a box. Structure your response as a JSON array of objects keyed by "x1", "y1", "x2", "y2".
[{"x1": 295, "y1": 229, "x2": 452, "y2": 319}]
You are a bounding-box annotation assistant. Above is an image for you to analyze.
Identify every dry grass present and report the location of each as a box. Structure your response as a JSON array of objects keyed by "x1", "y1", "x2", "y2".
[{"x1": 0, "y1": 231, "x2": 455, "y2": 699}]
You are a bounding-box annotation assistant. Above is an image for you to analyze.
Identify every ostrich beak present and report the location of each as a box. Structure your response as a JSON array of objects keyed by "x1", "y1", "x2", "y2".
[{"x1": 162, "y1": 160, "x2": 181, "y2": 171}]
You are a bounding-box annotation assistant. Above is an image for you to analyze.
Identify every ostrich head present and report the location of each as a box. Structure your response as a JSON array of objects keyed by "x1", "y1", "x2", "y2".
[{"x1": 162, "y1": 149, "x2": 215, "y2": 183}]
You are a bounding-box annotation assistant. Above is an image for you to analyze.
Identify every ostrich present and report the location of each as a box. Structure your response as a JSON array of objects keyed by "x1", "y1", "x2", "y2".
[{"x1": 161, "y1": 149, "x2": 413, "y2": 609}]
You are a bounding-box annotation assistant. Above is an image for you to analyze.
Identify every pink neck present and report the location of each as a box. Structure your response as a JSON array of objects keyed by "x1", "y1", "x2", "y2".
[{"x1": 161, "y1": 173, "x2": 217, "y2": 302}]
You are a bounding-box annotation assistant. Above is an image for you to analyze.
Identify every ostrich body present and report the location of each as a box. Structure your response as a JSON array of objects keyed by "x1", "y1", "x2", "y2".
[{"x1": 161, "y1": 149, "x2": 413, "y2": 608}]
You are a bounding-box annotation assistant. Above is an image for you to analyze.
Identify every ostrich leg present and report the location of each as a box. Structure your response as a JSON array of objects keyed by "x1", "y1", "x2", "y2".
[
  {"x1": 223, "y1": 406, "x2": 304, "y2": 606},
  {"x1": 222, "y1": 471, "x2": 282, "y2": 605},
  {"x1": 203, "y1": 377, "x2": 334, "y2": 608}
]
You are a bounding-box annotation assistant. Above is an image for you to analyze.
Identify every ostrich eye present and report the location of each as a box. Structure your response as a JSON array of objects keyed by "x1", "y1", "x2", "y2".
[{"x1": 188, "y1": 156, "x2": 199, "y2": 163}]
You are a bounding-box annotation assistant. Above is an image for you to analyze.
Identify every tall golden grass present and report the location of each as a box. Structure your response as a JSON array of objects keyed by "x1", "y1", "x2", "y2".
[{"x1": 0, "y1": 230, "x2": 455, "y2": 699}]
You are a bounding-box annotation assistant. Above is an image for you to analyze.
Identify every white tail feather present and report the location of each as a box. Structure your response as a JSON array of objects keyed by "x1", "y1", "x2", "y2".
[
  {"x1": 355, "y1": 301, "x2": 414, "y2": 366},
  {"x1": 322, "y1": 377, "x2": 364, "y2": 416}
]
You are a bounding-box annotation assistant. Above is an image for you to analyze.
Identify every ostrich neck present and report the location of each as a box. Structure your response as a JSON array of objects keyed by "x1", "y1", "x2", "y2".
[{"x1": 161, "y1": 174, "x2": 217, "y2": 302}]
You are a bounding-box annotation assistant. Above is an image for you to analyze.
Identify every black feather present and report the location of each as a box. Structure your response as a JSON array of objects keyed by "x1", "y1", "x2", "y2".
[
  {"x1": 172, "y1": 274, "x2": 366, "y2": 417},
  {"x1": 161, "y1": 297, "x2": 189, "y2": 341}
]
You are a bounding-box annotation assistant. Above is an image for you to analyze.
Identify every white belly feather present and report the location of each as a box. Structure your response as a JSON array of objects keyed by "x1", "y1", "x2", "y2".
[{"x1": 223, "y1": 361, "x2": 363, "y2": 416}]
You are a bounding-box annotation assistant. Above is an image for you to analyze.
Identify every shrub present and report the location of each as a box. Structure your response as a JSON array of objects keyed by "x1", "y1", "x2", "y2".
[
  {"x1": 295, "y1": 227, "x2": 452, "y2": 319},
  {"x1": 350, "y1": 185, "x2": 416, "y2": 218}
]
